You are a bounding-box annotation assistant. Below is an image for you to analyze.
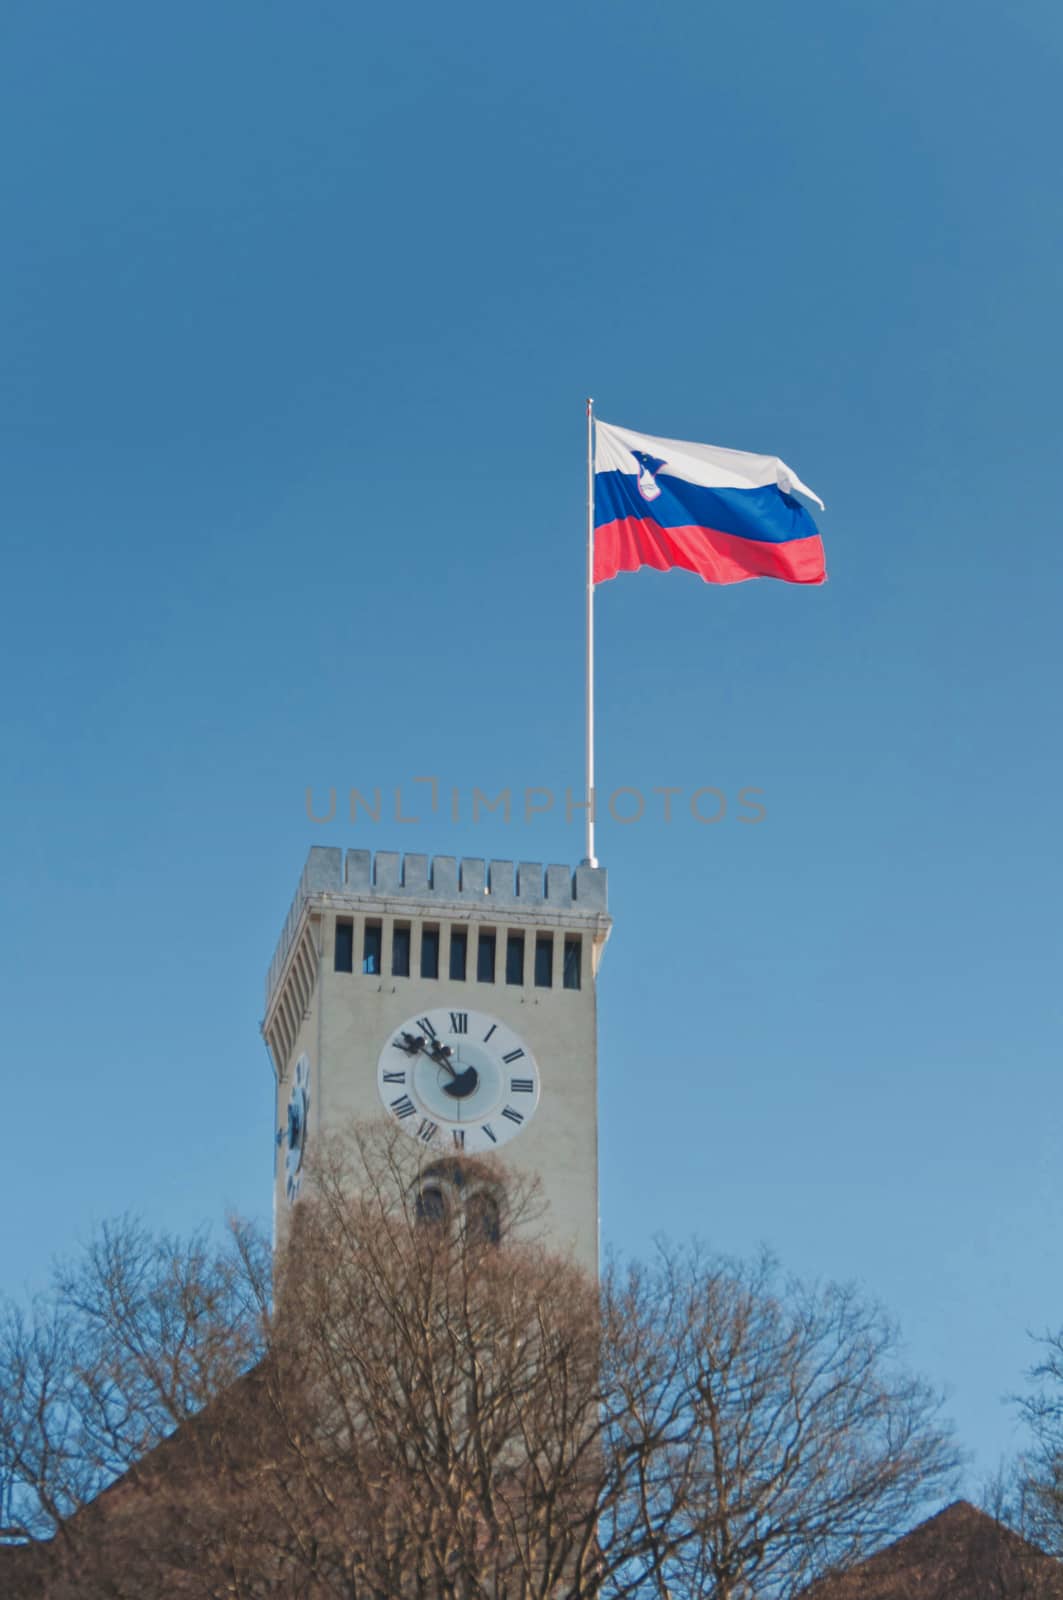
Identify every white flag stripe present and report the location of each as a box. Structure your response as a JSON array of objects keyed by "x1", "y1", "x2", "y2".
[{"x1": 595, "y1": 419, "x2": 825, "y2": 511}]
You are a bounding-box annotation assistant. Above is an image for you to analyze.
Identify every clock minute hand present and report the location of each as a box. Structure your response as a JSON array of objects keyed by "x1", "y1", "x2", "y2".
[{"x1": 396, "y1": 1027, "x2": 458, "y2": 1078}]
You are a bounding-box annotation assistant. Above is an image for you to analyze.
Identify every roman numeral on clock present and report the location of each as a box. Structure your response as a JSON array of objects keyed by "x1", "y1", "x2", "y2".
[
  {"x1": 416, "y1": 1017, "x2": 437, "y2": 1040},
  {"x1": 382, "y1": 1070, "x2": 406, "y2": 1084},
  {"x1": 481, "y1": 1123, "x2": 498, "y2": 1143},
  {"x1": 482, "y1": 1024, "x2": 497, "y2": 1042},
  {"x1": 417, "y1": 1119, "x2": 439, "y2": 1144},
  {"x1": 452, "y1": 1129, "x2": 465, "y2": 1149},
  {"x1": 390, "y1": 1095, "x2": 416, "y2": 1120},
  {"x1": 502, "y1": 1048, "x2": 524, "y2": 1063},
  {"x1": 501, "y1": 1106, "x2": 524, "y2": 1125},
  {"x1": 449, "y1": 1011, "x2": 468, "y2": 1033},
  {"x1": 510, "y1": 1077, "x2": 534, "y2": 1094}
]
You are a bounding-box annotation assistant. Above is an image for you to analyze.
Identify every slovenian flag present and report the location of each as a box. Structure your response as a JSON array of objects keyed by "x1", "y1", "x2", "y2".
[{"x1": 594, "y1": 419, "x2": 826, "y2": 587}]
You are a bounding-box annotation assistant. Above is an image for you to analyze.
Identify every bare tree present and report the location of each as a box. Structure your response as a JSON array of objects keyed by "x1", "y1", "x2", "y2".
[
  {"x1": 0, "y1": 1125, "x2": 959, "y2": 1599},
  {"x1": 0, "y1": 1214, "x2": 271, "y2": 1594},
  {"x1": 1012, "y1": 1330, "x2": 1063, "y2": 1564},
  {"x1": 970, "y1": 1474, "x2": 1063, "y2": 1600},
  {"x1": 601, "y1": 1242, "x2": 959, "y2": 1600}
]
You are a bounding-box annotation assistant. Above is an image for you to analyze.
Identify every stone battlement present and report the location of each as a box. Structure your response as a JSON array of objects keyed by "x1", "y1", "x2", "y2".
[{"x1": 266, "y1": 847, "x2": 608, "y2": 1011}]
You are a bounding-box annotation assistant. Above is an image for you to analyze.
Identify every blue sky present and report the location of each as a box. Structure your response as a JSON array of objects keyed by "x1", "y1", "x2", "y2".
[{"x1": 2, "y1": 0, "x2": 1062, "y2": 1491}]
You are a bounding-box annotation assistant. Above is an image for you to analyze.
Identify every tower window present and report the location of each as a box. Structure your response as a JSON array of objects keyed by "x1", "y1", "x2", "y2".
[
  {"x1": 421, "y1": 925, "x2": 440, "y2": 980},
  {"x1": 392, "y1": 923, "x2": 411, "y2": 978},
  {"x1": 505, "y1": 932, "x2": 525, "y2": 986},
  {"x1": 334, "y1": 918, "x2": 354, "y2": 973},
  {"x1": 477, "y1": 930, "x2": 496, "y2": 983},
  {"x1": 563, "y1": 936, "x2": 582, "y2": 991},
  {"x1": 534, "y1": 934, "x2": 553, "y2": 988},
  {"x1": 363, "y1": 921, "x2": 382, "y2": 976},
  {"x1": 466, "y1": 1191, "x2": 501, "y2": 1247},
  {"x1": 449, "y1": 928, "x2": 468, "y2": 981},
  {"x1": 415, "y1": 1185, "x2": 447, "y2": 1226}
]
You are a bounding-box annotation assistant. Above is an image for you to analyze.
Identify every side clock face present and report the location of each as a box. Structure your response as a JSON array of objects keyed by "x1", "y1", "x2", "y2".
[
  {"x1": 284, "y1": 1053, "x2": 311, "y2": 1206},
  {"x1": 377, "y1": 1008, "x2": 540, "y2": 1155}
]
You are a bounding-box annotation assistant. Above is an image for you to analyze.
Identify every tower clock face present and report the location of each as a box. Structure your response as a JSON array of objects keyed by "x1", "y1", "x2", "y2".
[
  {"x1": 284, "y1": 1053, "x2": 311, "y2": 1206},
  {"x1": 377, "y1": 1007, "x2": 540, "y2": 1155}
]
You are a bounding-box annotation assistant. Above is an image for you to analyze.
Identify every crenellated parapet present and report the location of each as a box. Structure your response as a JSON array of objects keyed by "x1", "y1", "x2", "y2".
[{"x1": 265, "y1": 847, "x2": 609, "y2": 1019}]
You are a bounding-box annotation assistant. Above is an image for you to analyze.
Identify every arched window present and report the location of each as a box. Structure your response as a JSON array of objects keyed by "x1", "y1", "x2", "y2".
[
  {"x1": 415, "y1": 1184, "x2": 447, "y2": 1226},
  {"x1": 465, "y1": 1191, "x2": 501, "y2": 1247},
  {"x1": 411, "y1": 1163, "x2": 504, "y2": 1247}
]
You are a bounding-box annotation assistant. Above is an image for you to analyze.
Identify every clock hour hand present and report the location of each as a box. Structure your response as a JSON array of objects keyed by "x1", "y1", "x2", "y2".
[
  {"x1": 437, "y1": 1041, "x2": 478, "y2": 1099},
  {"x1": 422, "y1": 1036, "x2": 477, "y2": 1096},
  {"x1": 425, "y1": 1038, "x2": 458, "y2": 1077}
]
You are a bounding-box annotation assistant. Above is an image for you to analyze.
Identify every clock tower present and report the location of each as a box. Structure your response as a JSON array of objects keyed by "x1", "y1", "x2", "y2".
[{"x1": 263, "y1": 846, "x2": 610, "y2": 1273}]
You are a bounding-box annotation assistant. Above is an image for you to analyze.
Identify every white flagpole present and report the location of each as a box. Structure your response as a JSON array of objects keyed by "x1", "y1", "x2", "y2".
[{"x1": 585, "y1": 397, "x2": 597, "y2": 867}]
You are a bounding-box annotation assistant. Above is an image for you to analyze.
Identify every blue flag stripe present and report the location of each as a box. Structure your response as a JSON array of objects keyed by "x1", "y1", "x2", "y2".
[{"x1": 594, "y1": 470, "x2": 819, "y2": 546}]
